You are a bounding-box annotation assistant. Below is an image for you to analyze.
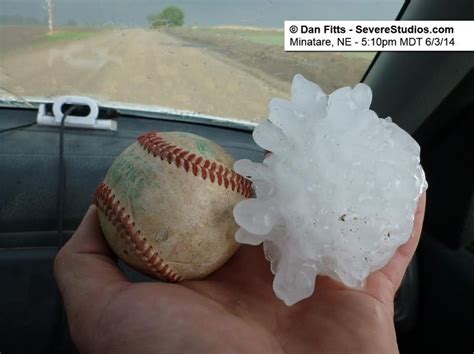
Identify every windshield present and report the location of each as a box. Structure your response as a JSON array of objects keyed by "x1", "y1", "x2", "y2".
[{"x1": 0, "y1": 0, "x2": 403, "y2": 123}]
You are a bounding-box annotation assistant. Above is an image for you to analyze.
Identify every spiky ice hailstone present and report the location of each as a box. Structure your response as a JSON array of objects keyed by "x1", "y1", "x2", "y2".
[{"x1": 233, "y1": 74, "x2": 428, "y2": 306}]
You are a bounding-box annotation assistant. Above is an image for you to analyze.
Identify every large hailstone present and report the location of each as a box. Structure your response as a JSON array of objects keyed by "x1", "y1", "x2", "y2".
[{"x1": 233, "y1": 74, "x2": 428, "y2": 306}]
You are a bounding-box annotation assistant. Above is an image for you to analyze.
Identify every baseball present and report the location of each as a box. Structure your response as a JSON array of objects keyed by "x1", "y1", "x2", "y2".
[{"x1": 94, "y1": 131, "x2": 252, "y2": 281}]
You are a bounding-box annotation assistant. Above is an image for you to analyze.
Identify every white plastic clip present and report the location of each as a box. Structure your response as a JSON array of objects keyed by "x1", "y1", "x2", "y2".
[{"x1": 37, "y1": 96, "x2": 117, "y2": 131}]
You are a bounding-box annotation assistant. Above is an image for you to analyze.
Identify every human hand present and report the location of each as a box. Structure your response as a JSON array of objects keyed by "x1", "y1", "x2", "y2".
[{"x1": 54, "y1": 193, "x2": 425, "y2": 354}]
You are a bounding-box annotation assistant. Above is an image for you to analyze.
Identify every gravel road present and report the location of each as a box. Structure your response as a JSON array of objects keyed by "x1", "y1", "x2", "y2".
[{"x1": 1, "y1": 29, "x2": 289, "y2": 121}]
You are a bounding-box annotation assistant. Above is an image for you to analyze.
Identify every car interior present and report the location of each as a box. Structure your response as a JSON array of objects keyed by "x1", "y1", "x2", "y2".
[{"x1": 0, "y1": 0, "x2": 473, "y2": 353}]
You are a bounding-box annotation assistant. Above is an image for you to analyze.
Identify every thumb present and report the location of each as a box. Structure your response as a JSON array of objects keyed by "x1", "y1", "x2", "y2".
[
  {"x1": 365, "y1": 193, "x2": 426, "y2": 304},
  {"x1": 54, "y1": 205, "x2": 130, "y2": 337}
]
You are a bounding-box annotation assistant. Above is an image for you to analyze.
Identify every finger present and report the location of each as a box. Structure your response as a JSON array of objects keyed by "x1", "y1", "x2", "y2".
[
  {"x1": 55, "y1": 204, "x2": 127, "y2": 285},
  {"x1": 63, "y1": 204, "x2": 116, "y2": 257},
  {"x1": 54, "y1": 205, "x2": 129, "y2": 331},
  {"x1": 368, "y1": 193, "x2": 426, "y2": 299}
]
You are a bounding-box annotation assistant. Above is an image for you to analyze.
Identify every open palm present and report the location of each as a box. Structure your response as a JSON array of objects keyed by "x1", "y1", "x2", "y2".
[{"x1": 55, "y1": 194, "x2": 425, "y2": 354}]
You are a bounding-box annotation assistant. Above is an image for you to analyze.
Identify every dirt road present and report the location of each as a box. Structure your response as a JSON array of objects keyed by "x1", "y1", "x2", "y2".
[{"x1": 1, "y1": 29, "x2": 290, "y2": 121}]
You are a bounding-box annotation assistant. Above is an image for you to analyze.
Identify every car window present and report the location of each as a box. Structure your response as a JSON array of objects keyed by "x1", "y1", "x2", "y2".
[{"x1": 0, "y1": 0, "x2": 404, "y2": 123}]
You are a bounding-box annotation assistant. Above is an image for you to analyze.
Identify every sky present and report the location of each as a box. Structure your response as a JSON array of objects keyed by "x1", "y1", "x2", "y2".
[{"x1": 1, "y1": 0, "x2": 404, "y2": 27}]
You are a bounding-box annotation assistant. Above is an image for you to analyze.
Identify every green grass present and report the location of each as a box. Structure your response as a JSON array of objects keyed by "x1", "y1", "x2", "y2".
[
  {"x1": 46, "y1": 30, "x2": 96, "y2": 42},
  {"x1": 210, "y1": 28, "x2": 283, "y2": 46},
  {"x1": 0, "y1": 26, "x2": 99, "y2": 58},
  {"x1": 175, "y1": 27, "x2": 284, "y2": 46},
  {"x1": 238, "y1": 33, "x2": 283, "y2": 46},
  {"x1": 173, "y1": 27, "x2": 375, "y2": 59}
]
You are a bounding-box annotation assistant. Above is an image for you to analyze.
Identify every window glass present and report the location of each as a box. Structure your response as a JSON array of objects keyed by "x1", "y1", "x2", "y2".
[{"x1": 0, "y1": 0, "x2": 404, "y2": 122}]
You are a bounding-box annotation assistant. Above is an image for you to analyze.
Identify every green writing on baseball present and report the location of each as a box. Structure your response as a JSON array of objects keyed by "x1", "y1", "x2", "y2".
[
  {"x1": 107, "y1": 148, "x2": 160, "y2": 200},
  {"x1": 195, "y1": 138, "x2": 215, "y2": 159}
]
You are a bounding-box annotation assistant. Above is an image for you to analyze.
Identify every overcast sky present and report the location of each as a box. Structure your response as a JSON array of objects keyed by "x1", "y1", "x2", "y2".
[{"x1": 1, "y1": 0, "x2": 404, "y2": 27}]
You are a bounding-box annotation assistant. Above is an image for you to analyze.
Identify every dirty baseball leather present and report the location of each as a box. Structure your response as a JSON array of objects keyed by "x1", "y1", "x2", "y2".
[{"x1": 95, "y1": 132, "x2": 249, "y2": 281}]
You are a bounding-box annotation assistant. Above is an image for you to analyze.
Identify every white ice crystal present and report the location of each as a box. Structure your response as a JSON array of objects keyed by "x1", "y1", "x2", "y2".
[{"x1": 233, "y1": 74, "x2": 428, "y2": 306}]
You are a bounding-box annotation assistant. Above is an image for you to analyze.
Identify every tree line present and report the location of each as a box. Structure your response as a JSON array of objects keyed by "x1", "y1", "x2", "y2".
[{"x1": 147, "y1": 6, "x2": 185, "y2": 29}]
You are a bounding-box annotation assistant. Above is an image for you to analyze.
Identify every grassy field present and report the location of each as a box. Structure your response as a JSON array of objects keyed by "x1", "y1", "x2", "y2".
[
  {"x1": 178, "y1": 27, "x2": 376, "y2": 60},
  {"x1": 0, "y1": 25, "x2": 99, "y2": 56},
  {"x1": 167, "y1": 26, "x2": 375, "y2": 94},
  {"x1": 0, "y1": 25, "x2": 45, "y2": 54},
  {"x1": 183, "y1": 27, "x2": 285, "y2": 46},
  {"x1": 45, "y1": 30, "x2": 96, "y2": 42}
]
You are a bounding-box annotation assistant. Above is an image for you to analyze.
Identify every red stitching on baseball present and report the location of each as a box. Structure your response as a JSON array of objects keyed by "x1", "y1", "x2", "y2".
[
  {"x1": 137, "y1": 132, "x2": 253, "y2": 198},
  {"x1": 94, "y1": 182, "x2": 181, "y2": 282}
]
